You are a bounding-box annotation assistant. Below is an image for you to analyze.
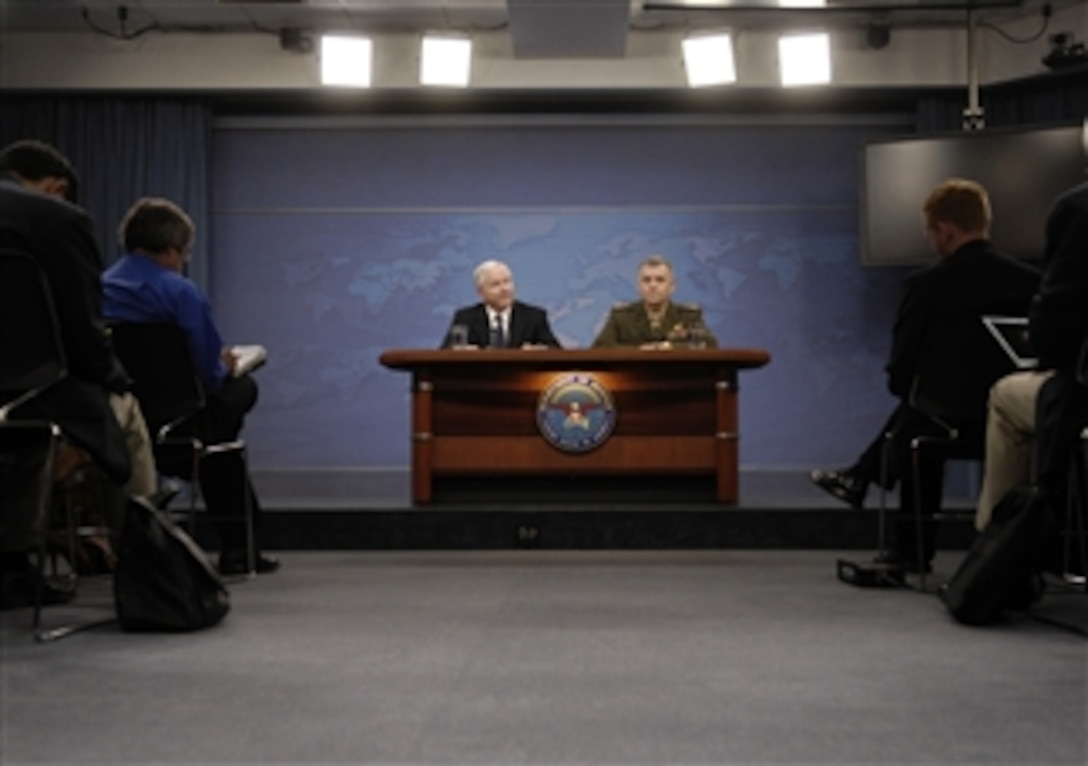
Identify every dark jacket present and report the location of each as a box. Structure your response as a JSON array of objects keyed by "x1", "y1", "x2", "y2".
[
  {"x1": 0, "y1": 176, "x2": 131, "y2": 483},
  {"x1": 1029, "y1": 180, "x2": 1088, "y2": 372},
  {"x1": 885, "y1": 239, "x2": 1041, "y2": 399},
  {"x1": 441, "y1": 300, "x2": 561, "y2": 349}
]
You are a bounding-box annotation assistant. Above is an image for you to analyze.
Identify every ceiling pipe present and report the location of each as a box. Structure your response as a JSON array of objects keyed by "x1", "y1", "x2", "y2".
[
  {"x1": 963, "y1": 7, "x2": 985, "y2": 130},
  {"x1": 642, "y1": 1, "x2": 1023, "y2": 13}
]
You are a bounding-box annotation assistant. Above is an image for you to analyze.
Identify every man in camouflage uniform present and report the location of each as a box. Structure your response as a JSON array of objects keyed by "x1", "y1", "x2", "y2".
[{"x1": 592, "y1": 255, "x2": 717, "y2": 349}]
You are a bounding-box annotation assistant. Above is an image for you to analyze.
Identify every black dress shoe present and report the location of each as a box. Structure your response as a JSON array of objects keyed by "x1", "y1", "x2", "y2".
[
  {"x1": 0, "y1": 570, "x2": 77, "y2": 610},
  {"x1": 218, "y1": 550, "x2": 280, "y2": 576},
  {"x1": 810, "y1": 467, "x2": 868, "y2": 509}
]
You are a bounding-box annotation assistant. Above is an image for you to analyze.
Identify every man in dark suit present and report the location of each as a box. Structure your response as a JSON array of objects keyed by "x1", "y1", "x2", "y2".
[
  {"x1": 440, "y1": 260, "x2": 561, "y2": 349},
  {"x1": 0, "y1": 140, "x2": 157, "y2": 607},
  {"x1": 975, "y1": 178, "x2": 1088, "y2": 530},
  {"x1": 810, "y1": 178, "x2": 1041, "y2": 569},
  {"x1": 1, "y1": 141, "x2": 132, "y2": 485}
]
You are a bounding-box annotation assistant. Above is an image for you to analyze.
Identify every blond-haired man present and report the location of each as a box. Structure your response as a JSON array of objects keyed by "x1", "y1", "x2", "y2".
[{"x1": 810, "y1": 179, "x2": 1040, "y2": 571}]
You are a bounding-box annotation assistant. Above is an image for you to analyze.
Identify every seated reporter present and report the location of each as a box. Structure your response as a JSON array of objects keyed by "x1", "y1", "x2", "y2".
[
  {"x1": 102, "y1": 197, "x2": 278, "y2": 576},
  {"x1": 0, "y1": 140, "x2": 157, "y2": 499},
  {"x1": 809, "y1": 179, "x2": 1041, "y2": 571},
  {"x1": 975, "y1": 178, "x2": 1088, "y2": 531},
  {"x1": 1, "y1": 140, "x2": 159, "y2": 608}
]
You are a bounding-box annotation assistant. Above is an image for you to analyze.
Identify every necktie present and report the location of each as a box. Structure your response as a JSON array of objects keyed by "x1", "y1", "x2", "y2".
[{"x1": 490, "y1": 315, "x2": 506, "y2": 348}]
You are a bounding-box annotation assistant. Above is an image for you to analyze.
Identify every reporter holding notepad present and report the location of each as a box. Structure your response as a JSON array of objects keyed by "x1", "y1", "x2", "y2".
[{"x1": 102, "y1": 197, "x2": 279, "y2": 576}]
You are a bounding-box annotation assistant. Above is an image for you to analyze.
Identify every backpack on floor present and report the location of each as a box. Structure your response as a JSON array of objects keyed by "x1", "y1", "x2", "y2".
[
  {"x1": 938, "y1": 485, "x2": 1055, "y2": 626},
  {"x1": 113, "y1": 496, "x2": 231, "y2": 632}
]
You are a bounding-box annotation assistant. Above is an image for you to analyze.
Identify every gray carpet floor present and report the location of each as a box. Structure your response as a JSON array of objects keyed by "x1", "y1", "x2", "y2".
[{"x1": 1, "y1": 550, "x2": 1086, "y2": 765}]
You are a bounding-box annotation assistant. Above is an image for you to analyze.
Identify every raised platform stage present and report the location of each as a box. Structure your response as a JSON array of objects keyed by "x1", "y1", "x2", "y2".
[
  {"x1": 253, "y1": 507, "x2": 973, "y2": 552},
  {"x1": 239, "y1": 470, "x2": 978, "y2": 552}
]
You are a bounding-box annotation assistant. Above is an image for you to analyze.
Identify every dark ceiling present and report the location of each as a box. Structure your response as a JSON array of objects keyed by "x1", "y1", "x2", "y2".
[{"x1": 0, "y1": 1, "x2": 1073, "y2": 58}]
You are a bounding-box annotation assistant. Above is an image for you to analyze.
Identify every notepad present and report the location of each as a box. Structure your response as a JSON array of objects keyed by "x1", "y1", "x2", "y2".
[
  {"x1": 981, "y1": 316, "x2": 1036, "y2": 370},
  {"x1": 231, "y1": 344, "x2": 267, "y2": 377}
]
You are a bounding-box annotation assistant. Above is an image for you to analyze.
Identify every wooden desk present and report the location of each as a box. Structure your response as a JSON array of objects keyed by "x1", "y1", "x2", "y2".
[{"x1": 379, "y1": 349, "x2": 771, "y2": 505}]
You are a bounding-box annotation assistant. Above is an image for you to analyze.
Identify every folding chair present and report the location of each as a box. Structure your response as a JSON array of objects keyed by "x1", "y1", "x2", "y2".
[
  {"x1": 0, "y1": 248, "x2": 114, "y2": 640},
  {"x1": 0, "y1": 249, "x2": 68, "y2": 421},
  {"x1": 876, "y1": 313, "x2": 1021, "y2": 592},
  {"x1": 109, "y1": 322, "x2": 256, "y2": 577}
]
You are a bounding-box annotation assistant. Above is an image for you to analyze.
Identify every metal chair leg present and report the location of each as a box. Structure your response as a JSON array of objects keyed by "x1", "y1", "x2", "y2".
[
  {"x1": 912, "y1": 441, "x2": 930, "y2": 593},
  {"x1": 1080, "y1": 431, "x2": 1088, "y2": 591},
  {"x1": 878, "y1": 431, "x2": 893, "y2": 557},
  {"x1": 34, "y1": 477, "x2": 118, "y2": 643},
  {"x1": 1062, "y1": 432, "x2": 1087, "y2": 589},
  {"x1": 241, "y1": 444, "x2": 256, "y2": 578},
  {"x1": 186, "y1": 447, "x2": 201, "y2": 537},
  {"x1": 29, "y1": 434, "x2": 58, "y2": 633}
]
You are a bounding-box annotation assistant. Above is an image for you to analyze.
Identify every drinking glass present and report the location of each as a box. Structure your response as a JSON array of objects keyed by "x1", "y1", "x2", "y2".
[
  {"x1": 688, "y1": 327, "x2": 709, "y2": 349},
  {"x1": 449, "y1": 324, "x2": 469, "y2": 348}
]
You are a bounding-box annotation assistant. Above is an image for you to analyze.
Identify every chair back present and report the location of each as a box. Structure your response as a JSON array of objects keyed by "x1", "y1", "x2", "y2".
[
  {"x1": 109, "y1": 323, "x2": 205, "y2": 437},
  {"x1": 0, "y1": 248, "x2": 68, "y2": 415},
  {"x1": 0, "y1": 420, "x2": 59, "y2": 537},
  {"x1": 909, "y1": 314, "x2": 1020, "y2": 425}
]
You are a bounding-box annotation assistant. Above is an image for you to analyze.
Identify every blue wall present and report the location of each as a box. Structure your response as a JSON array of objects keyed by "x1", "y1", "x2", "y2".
[{"x1": 209, "y1": 118, "x2": 915, "y2": 477}]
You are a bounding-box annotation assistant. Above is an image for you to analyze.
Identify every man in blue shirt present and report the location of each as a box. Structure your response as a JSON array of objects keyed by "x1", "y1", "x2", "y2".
[{"x1": 103, "y1": 197, "x2": 278, "y2": 575}]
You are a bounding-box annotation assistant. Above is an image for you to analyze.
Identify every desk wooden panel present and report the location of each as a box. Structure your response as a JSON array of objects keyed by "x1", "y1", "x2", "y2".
[{"x1": 379, "y1": 349, "x2": 771, "y2": 505}]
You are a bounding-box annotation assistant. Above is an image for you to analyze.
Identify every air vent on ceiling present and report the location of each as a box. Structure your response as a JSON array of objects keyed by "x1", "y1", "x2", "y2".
[{"x1": 508, "y1": 0, "x2": 630, "y2": 59}]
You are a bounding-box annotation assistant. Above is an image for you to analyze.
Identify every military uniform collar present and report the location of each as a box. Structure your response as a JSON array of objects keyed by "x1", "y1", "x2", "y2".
[{"x1": 644, "y1": 301, "x2": 671, "y2": 324}]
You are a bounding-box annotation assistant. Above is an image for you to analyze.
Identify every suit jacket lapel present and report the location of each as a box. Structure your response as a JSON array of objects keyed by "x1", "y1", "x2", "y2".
[
  {"x1": 507, "y1": 302, "x2": 521, "y2": 347},
  {"x1": 473, "y1": 304, "x2": 490, "y2": 347}
]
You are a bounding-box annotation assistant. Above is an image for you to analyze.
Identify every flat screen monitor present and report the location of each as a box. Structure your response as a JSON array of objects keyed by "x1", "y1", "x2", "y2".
[{"x1": 860, "y1": 121, "x2": 1087, "y2": 266}]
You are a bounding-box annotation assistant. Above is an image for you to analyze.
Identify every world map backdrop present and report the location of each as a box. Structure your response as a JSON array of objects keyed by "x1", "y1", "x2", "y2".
[{"x1": 209, "y1": 120, "x2": 918, "y2": 476}]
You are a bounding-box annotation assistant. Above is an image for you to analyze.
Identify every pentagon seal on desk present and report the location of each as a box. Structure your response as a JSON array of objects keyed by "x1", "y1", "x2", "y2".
[{"x1": 536, "y1": 373, "x2": 616, "y2": 453}]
